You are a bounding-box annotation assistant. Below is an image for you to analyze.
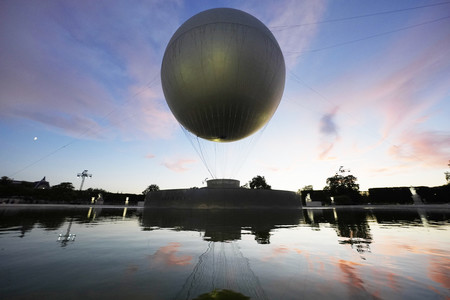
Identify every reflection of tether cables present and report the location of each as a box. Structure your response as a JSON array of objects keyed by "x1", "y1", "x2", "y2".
[
  {"x1": 174, "y1": 241, "x2": 267, "y2": 300},
  {"x1": 9, "y1": 74, "x2": 161, "y2": 178},
  {"x1": 233, "y1": 242, "x2": 268, "y2": 300},
  {"x1": 174, "y1": 241, "x2": 214, "y2": 300},
  {"x1": 279, "y1": 243, "x2": 306, "y2": 299},
  {"x1": 271, "y1": 1, "x2": 450, "y2": 30},
  {"x1": 285, "y1": 15, "x2": 450, "y2": 55}
]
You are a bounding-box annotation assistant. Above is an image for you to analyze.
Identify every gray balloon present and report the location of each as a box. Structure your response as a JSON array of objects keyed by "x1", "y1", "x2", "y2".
[{"x1": 161, "y1": 8, "x2": 285, "y2": 142}]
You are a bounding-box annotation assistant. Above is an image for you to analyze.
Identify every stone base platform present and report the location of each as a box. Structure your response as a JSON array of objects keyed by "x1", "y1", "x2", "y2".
[{"x1": 145, "y1": 187, "x2": 302, "y2": 209}]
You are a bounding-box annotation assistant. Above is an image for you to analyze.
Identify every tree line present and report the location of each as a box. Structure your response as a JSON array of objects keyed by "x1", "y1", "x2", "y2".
[
  {"x1": 2, "y1": 170, "x2": 449, "y2": 205},
  {"x1": 299, "y1": 169, "x2": 449, "y2": 205},
  {"x1": 0, "y1": 176, "x2": 144, "y2": 205}
]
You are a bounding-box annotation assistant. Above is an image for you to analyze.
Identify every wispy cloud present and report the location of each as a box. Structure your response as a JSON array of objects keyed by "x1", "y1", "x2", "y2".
[
  {"x1": 320, "y1": 108, "x2": 339, "y2": 135},
  {"x1": 0, "y1": 1, "x2": 182, "y2": 140},
  {"x1": 163, "y1": 158, "x2": 196, "y2": 172},
  {"x1": 16, "y1": 110, "x2": 107, "y2": 139},
  {"x1": 371, "y1": 36, "x2": 450, "y2": 139},
  {"x1": 313, "y1": 23, "x2": 450, "y2": 168},
  {"x1": 0, "y1": 1, "x2": 327, "y2": 141},
  {"x1": 318, "y1": 107, "x2": 340, "y2": 160},
  {"x1": 248, "y1": 0, "x2": 327, "y2": 68},
  {"x1": 259, "y1": 162, "x2": 293, "y2": 173}
]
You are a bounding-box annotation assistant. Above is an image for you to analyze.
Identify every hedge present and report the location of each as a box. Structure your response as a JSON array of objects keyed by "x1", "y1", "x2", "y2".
[
  {"x1": 368, "y1": 187, "x2": 413, "y2": 204},
  {"x1": 415, "y1": 185, "x2": 450, "y2": 204}
]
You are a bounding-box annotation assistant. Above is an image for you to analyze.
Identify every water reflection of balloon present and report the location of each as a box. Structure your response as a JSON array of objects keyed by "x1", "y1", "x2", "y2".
[{"x1": 161, "y1": 8, "x2": 285, "y2": 143}]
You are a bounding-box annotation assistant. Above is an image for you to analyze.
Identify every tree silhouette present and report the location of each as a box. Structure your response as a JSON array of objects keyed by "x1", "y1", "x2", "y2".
[
  {"x1": 249, "y1": 176, "x2": 271, "y2": 190},
  {"x1": 324, "y1": 168, "x2": 360, "y2": 204},
  {"x1": 143, "y1": 184, "x2": 160, "y2": 195},
  {"x1": 52, "y1": 182, "x2": 75, "y2": 190},
  {"x1": 445, "y1": 160, "x2": 450, "y2": 184},
  {"x1": 0, "y1": 176, "x2": 12, "y2": 185},
  {"x1": 324, "y1": 174, "x2": 359, "y2": 196}
]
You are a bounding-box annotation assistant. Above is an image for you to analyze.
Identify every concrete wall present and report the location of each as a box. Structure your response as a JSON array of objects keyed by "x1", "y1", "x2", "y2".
[{"x1": 145, "y1": 188, "x2": 302, "y2": 209}]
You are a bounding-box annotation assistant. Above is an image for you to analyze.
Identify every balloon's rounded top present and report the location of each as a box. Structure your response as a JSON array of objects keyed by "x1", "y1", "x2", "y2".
[
  {"x1": 168, "y1": 8, "x2": 279, "y2": 47},
  {"x1": 161, "y1": 8, "x2": 285, "y2": 142}
]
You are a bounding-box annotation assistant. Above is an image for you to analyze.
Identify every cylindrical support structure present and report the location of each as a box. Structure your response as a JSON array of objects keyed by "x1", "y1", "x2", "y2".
[{"x1": 207, "y1": 179, "x2": 240, "y2": 189}]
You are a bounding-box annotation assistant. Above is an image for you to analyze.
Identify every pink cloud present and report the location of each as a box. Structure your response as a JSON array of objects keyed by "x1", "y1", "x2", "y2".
[
  {"x1": 388, "y1": 130, "x2": 450, "y2": 167},
  {"x1": 163, "y1": 158, "x2": 196, "y2": 172},
  {"x1": 329, "y1": 38, "x2": 449, "y2": 143},
  {"x1": 310, "y1": 23, "x2": 450, "y2": 169},
  {"x1": 371, "y1": 36, "x2": 450, "y2": 139},
  {"x1": 145, "y1": 154, "x2": 155, "y2": 159},
  {"x1": 369, "y1": 167, "x2": 390, "y2": 174}
]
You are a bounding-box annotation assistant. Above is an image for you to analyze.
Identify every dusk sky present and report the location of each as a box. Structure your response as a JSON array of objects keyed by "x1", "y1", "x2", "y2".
[{"x1": 1, "y1": 0, "x2": 449, "y2": 194}]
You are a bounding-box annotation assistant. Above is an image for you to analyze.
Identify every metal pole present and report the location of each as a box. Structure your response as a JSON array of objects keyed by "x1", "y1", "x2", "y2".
[
  {"x1": 77, "y1": 170, "x2": 92, "y2": 191},
  {"x1": 79, "y1": 176, "x2": 86, "y2": 191}
]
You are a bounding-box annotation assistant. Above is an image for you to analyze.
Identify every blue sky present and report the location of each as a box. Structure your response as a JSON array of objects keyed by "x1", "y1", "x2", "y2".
[{"x1": 1, "y1": 0, "x2": 449, "y2": 193}]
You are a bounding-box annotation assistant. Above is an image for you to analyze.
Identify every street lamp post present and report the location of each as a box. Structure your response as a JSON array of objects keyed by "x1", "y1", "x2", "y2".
[{"x1": 77, "y1": 170, "x2": 92, "y2": 191}]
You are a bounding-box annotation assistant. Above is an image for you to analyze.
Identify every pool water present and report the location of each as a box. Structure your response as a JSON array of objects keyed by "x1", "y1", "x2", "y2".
[{"x1": 0, "y1": 206, "x2": 448, "y2": 299}]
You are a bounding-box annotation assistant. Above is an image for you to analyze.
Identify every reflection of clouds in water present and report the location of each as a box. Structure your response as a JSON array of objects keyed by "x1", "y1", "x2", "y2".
[
  {"x1": 149, "y1": 242, "x2": 193, "y2": 266},
  {"x1": 428, "y1": 251, "x2": 450, "y2": 290},
  {"x1": 262, "y1": 245, "x2": 326, "y2": 273},
  {"x1": 261, "y1": 245, "x2": 290, "y2": 261},
  {"x1": 368, "y1": 268, "x2": 403, "y2": 294},
  {"x1": 122, "y1": 243, "x2": 193, "y2": 285},
  {"x1": 333, "y1": 259, "x2": 416, "y2": 299},
  {"x1": 370, "y1": 239, "x2": 450, "y2": 292},
  {"x1": 336, "y1": 260, "x2": 368, "y2": 296},
  {"x1": 125, "y1": 264, "x2": 139, "y2": 275},
  {"x1": 262, "y1": 245, "x2": 306, "y2": 259},
  {"x1": 331, "y1": 247, "x2": 450, "y2": 299},
  {"x1": 261, "y1": 244, "x2": 441, "y2": 298}
]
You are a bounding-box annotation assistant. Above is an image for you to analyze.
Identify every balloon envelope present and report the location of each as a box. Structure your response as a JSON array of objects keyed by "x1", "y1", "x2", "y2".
[{"x1": 161, "y1": 8, "x2": 285, "y2": 142}]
